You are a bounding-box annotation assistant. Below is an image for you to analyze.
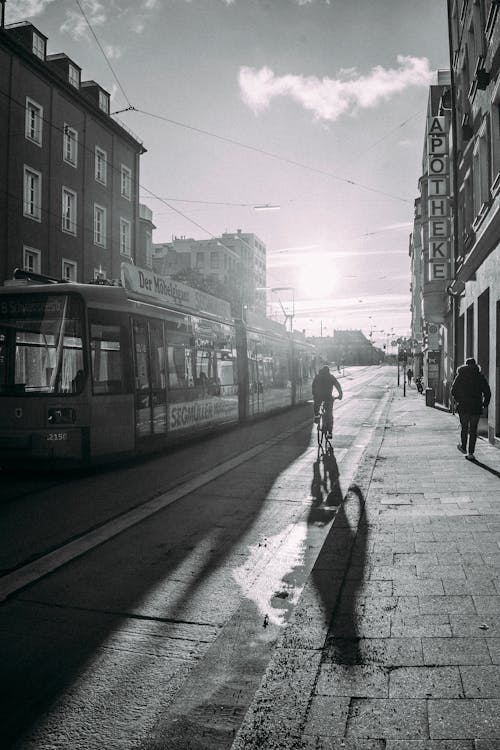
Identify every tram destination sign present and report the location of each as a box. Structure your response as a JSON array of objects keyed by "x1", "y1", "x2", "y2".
[
  {"x1": 121, "y1": 262, "x2": 232, "y2": 321},
  {"x1": 0, "y1": 295, "x2": 65, "y2": 319}
]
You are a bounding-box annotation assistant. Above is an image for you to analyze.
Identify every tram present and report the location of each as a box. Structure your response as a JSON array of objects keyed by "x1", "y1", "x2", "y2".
[{"x1": 0, "y1": 263, "x2": 316, "y2": 467}]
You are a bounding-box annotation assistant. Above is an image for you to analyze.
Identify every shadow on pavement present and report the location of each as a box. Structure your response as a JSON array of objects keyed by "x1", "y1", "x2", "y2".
[
  {"x1": 313, "y1": 481, "x2": 367, "y2": 666},
  {"x1": 470, "y1": 458, "x2": 500, "y2": 479},
  {"x1": 1, "y1": 414, "x2": 314, "y2": 749}
]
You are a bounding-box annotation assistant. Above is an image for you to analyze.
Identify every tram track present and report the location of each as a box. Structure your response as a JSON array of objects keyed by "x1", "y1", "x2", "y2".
[{"x1": 0, "y1": 366, "x2": 390, "y2": 600}]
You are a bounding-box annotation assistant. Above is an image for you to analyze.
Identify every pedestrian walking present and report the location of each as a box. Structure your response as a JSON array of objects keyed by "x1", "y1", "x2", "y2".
[
  {"x1": 451, "y1": 357, "x2": 491, "y2": 461},
  {"x1": 406, "y1": 367, "x2": 413, "y2": 385}
]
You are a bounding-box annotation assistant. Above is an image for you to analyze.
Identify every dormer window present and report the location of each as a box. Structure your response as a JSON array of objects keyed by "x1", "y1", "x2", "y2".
[
  {"x1": 68, "y1": 63, "x2": 80, "y2": 89},
  {"x1": 99, "y1": 90, "x2": 109, "y2": 114},
  {"x1": 32, "y1": 31, "x2": 45, "y2": 60}
]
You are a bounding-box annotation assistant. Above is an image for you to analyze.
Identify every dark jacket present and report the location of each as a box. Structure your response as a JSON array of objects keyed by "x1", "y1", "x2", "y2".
[
  {"x1": 312, "y1": 368, "x2": 341, "y2": 401},
  {"x1": 451, "y1": 363, "x2": 491, "y2": 415}
]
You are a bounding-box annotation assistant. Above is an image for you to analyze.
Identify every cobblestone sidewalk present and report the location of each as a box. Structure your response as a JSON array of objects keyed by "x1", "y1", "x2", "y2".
[{"x1": 232, "y1": 386, "x2": 500, "y2": 750}]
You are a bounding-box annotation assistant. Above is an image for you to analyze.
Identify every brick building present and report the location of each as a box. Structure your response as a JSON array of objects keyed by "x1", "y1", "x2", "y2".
[{"x1": 0, "y1": 20, "x2": 146, "y2": 284}]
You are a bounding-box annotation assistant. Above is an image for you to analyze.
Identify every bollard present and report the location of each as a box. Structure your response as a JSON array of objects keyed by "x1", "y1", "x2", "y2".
[{"x1": 425, "y1": 387, "x2": 435, "y2": 407}]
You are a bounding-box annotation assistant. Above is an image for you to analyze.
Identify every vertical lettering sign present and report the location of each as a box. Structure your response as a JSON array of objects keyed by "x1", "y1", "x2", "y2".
[{"x1": 427, "y1": 116, "x2": 450, "y2": 281}]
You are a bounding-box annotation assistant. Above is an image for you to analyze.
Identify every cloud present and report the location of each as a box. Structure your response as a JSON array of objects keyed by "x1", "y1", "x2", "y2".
[
  {"x1": 60, "y1": 0, "x2": 106, "y2": 41},
  {"x1": 239, "y1": 56, "x2": 433, "y2": 122},
  {"x1": 7, "y1": 0, "x2": 56, "y2": 16}
]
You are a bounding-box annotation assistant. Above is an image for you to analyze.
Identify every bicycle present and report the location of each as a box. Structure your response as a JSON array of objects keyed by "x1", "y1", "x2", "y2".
[{"x1": 316, "y1": 399, "x2": 335, "y2": 458}]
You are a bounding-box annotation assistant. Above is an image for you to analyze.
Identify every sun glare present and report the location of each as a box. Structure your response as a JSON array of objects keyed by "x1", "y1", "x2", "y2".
[{"x1": 297, "y1": 262, "x2": 335, "y2": 299}]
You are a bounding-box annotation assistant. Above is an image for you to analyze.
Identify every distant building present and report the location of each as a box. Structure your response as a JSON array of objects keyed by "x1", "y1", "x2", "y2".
[
  {"x1": 0, "y1": 20, "x2": 146, "y2": 284},
  {"x1": 308, "y1": 330, "x2": 382, "y2": 366},
  {"x1": 152, "y1": 229, "x2": 267, "y2": 314},
  {"x1": 137, "y1": 203, "x2": 155, "y2": 269}
]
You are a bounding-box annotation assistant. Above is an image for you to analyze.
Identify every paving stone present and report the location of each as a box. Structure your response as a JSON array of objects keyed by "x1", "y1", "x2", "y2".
[
  {"x1": 422, "y1": 638, "x2": 492, "y2": 665},
  {"x1": 460, "y1": 665, "x2": 500, "y2": 697},
  {"x1": 391, "y1": 615, "x2": 452, "y2": 638},
  {"x1": 416, "y1": 564, "x2": 466, "y2": 580},
  {"x1": 393, "y1": 579, "x2": 445, "y2": 597},
  {"x1": 325, "y1": 638, "x2": 424, "y2": 666},
  {"x1": 418, "y1": 595, "x2": 475, "y2": 615},
  {"x1": 486, "y1": 639, "x2": 500, "y2": 664},
  {"x1": 346, "y1": 698, "x2": 428, "y2": 739},
  {"x1": 472, "y1": 596, "x2": 500, "y2": 614},
  {"x1": 329, "y1": 611, "x2": 392, "y2": 638},
  {"x1": 428, "y1": 699, "x2": 500, "y2": 738},
  {"x1": 443, "y1": 579, "x2": 497, "y2": 596},
  {"x1": 302, "y1": 739, "x2": 385, "y2": 750},
  {"x1": 389, "y1": 666, "x2": 463, "y2": 698},
  {"x1": 370, "y1": 565, "x2": 417, "y2": 580},
  {"x1": 315, "y1": 663, "x2": 389, "y2": 697},
  {"x1": 303, "y1": 695, "x2": 350, "y2": 737},
  {"x1": 385, "y1": 742, "x2": 473, "y2": 749},
  {"x1": 450, "y1": 615, "x2": 500, "y2": 638}
]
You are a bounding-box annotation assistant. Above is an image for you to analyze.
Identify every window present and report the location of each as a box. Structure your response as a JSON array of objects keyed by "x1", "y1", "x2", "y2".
[
  {"x1": 120, "y1": 218, "x2": 131, "y2": 255},
  {"x1": 62, "y1": 259, "x2": 77, "y2": 282},
  {"x1": 25, "y1": 98, "x2": 43, "y2": 145},
  {"x1": 99, "y1": 90, "x2": 109, "y2": 114},
  {"x1": 23, "y1": 166, "x2": 42, "y2": 221},
  {"x1": 94, "y1": 204, "x2": 106, "y2": 247},
  {"x1": 63, "y1": 125, "x2": 78, "y2": 167},
  {"x1": 95, "y1": 147, "x2": 107, "y2": 185},
  {"x1": 196, "y1": 251, "x2": 204, "y2": 268},
  {"x1": 89, "y1": 312, "x2": 127, "y2": 395},
  {"x1": 32, "y1": 32, "x2": 45, "y2": 60},
  {"x1": 121, "y1": 165, "x2": 132, "y2": 199},
  {"x1": 68, "y1": 64, "x2": 80, "y2": 89},
  {"x1": 0, "y1": 294, "x2": 84, "y2": 396},
  {"x1": 23, "y1": 246, "x2": 41, "y2": 274},
  {"x1": 62, "y1": 187, "x2": 77, "y2": 235},
  {"x1": 210, "y1": 251, "x2": 220, "y2": 270},
  {"x1": 473, "y1": 118, "x2": 491, "y2": 220}
]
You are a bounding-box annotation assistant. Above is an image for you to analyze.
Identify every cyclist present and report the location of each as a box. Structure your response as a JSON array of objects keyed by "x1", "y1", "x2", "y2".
[{"x1": 312, "y1": 364, "x2": 343, "y2": 437}]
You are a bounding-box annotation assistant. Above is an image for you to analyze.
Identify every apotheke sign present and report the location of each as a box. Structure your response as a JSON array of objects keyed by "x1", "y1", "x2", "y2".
[{"x1": 427, "y1": 116, "x2": 451, "y2": 281}]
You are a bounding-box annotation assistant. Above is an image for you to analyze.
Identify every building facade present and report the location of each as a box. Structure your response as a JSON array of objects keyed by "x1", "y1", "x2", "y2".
[
  {"x1": 410, "y1": 71, "x2": 454, "y2": 404},
  {"x1": 448, "y1": 0, "x2": 500, "y2": 446},
  {"x1": 152, "y1": 229, "x2": 267, "y2": 315},
  {"x1": 410, "y1": 2, "x2": 500, "y2": 447},
  {"x1": 0, "y1": 20, "x2": 146, "y2": 284}
]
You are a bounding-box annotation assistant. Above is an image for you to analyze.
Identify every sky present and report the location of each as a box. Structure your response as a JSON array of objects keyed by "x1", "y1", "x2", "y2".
[{"x1": 7, "y1": 0, "x2": 450, "y2": 345}]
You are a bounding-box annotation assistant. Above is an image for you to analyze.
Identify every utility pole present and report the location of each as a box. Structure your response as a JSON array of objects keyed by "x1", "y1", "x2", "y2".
[{"x1": 1, "y1": 0, "x2": 6, "y2": 29}]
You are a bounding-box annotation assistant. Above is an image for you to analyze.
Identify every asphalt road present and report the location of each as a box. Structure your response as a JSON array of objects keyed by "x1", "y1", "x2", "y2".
[{"x1": 1, "y1": 364, "x2": 394, "y2": 749}]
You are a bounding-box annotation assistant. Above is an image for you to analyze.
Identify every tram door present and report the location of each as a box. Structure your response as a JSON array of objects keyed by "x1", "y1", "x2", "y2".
[{"x1": 132, "y1": 318, "x2": 167, "y2": 438}]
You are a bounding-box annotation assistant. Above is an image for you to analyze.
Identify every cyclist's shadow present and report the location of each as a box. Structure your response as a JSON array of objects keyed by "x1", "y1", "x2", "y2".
[{"x1": 310, "y1": 450, "x2": 343, "y2": 511}]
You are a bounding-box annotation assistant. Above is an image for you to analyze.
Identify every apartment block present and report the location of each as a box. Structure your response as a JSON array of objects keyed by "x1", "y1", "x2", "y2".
[{"x1": 0, "y1": 20, "x2": 146, "y2": 284}]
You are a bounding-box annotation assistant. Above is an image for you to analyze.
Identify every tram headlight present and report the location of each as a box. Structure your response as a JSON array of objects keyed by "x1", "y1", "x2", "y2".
[{"x1": 48, "y1": 408, "x2": 76, "y2": 424}]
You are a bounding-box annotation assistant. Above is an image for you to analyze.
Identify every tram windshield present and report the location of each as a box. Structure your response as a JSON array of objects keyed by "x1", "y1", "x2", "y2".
[{"x1": 0, "y1": 293, "x2": 85, "y2": 395}]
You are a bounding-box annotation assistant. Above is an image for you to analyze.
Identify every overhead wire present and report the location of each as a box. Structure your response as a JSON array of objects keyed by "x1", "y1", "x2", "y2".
[
  {"x1": 130, "y1": 107, "x2": 413, "y2": 205},
  {"x1": 73, "y1": 0, "x2": 133, "y2": 110},
  {"x1": 74, "y1": 0, "x2": 414, "y2": 206}
]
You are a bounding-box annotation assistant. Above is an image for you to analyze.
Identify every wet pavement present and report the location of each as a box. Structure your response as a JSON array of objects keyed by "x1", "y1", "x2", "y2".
[{"x1": 231, "y1": 386, "x2": 500, "y2": 750}]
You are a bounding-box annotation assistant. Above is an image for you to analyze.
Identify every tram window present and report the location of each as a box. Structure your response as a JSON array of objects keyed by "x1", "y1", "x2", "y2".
[
  {"x1": 133, "y1": 320, "x2": 149, "y2": 391},
  {"x1": 0, "y1": 293, "x2": 84, "y2": 395},
  {"x1": 90, "y1": 322, "x2": 125, "y2": 394},
  {"x1": 167, "y1": 345, "x2": 188, "y2": 389},
  {"x1": 149, "y1": 321, "x2": 166, "y2": 389}
]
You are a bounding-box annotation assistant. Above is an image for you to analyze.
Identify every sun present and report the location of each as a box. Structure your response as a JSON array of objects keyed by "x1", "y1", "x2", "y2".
[{"x1": 297, "y1": 262, "x2": 335, "y2": 299}]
